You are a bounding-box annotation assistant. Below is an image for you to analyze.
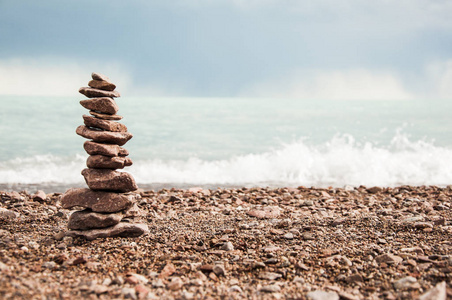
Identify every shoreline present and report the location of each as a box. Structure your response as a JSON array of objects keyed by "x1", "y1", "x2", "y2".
[{"x1": 1, "y1": 186, "x2": 451, "y2": 298}]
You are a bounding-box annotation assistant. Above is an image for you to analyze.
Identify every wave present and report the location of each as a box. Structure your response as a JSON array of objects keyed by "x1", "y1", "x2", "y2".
[{"x1": 1, "y1": 132, "x2": 452, "y2": 189}]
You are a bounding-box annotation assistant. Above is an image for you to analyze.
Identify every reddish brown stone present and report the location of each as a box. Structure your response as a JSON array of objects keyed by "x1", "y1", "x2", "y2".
[
  {"x1": 76, "y1": 125, "x2": 132, "y2": 146},
  {"x1": 119, "y1": 148, "x2": 130, "y2": 156},
  {"x1": 88, "y1": 80, "x2": 116, "y2": 91},
  {"x1": 79, "y1": 87, "x2": 120, "y2": 98},
  {"x1": 83, "y1": 141, "x2": 129, "y2": 157},
  {"x1": 68, "y1": 210, "x2": 122, "y2": 230},
  {"x1": 87, "y1": 155, "x2": 133, "y2": 169},
  {"x1": 66, "y1": 222, "x2": 149, "y2": 240},
  {"x1": 80, "y1": 98, "x2": 119, "y2": 115},
  {"x1": 83, "y1": 115, "x2": 128, "y2": 132},
  {"x1": 89, "y1": 111, "x2": 123, "y2": 120},
  {"x1": 61, "y1": 188, "x2": 135, "y2": 212},
  {"x1": 91, "y1": 72, "x2": 111, "y2": 82},
  {"x1": 81, "y1": 168, "x2": 138, "y2": 192}
]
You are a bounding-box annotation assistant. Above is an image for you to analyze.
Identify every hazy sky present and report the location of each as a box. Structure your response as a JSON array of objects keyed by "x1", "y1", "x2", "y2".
[{"x1": 1, "y1": 0, "x2": 451, "y2": 99}]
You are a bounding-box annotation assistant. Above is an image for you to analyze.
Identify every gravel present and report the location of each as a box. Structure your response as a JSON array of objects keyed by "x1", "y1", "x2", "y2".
[{"x1": 0, "y1": 185, "x2": 451, "y2": 299}]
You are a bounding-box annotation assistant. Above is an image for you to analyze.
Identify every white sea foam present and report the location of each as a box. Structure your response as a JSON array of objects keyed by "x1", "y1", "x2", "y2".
[{"x1": 1, "y1": 133, "x2": 452, "y2": 188}]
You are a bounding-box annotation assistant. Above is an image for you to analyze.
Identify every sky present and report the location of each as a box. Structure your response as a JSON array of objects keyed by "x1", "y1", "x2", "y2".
[{"x1": 0, "y1": 0, "x2": 452, "y2": 100}]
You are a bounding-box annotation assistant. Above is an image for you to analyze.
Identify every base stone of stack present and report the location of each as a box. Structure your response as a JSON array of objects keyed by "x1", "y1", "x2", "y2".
[
  {"x1": 79, "y1": 87, "x2": 120, "y2": 98},
  {"x1": 66, "y1": 222, "x2": 149, "y2": 240},
  {"x1": 68, "y1": 210, "x2": 122, "y2": 230},
  {"x1": 81, "y1": 168, "x2": 138, "y2": 192},
  {"x1": 80, "y1": 98, "x2": 119, "y2": 115},
  {"x1": 76, "y1": 125, "x2": 133, "y2": 146},
  {"x1": 61, "y1": 188, "x2": 135, "y2": 212},
  {"x1": 84, "y1": 141, "x2": 129, "y2": 157}
]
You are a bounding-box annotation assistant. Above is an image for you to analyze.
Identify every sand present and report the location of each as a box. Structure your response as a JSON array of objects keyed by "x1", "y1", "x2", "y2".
[{"x1": 0, "y1": 185, "x2": 451, "y2": 299}]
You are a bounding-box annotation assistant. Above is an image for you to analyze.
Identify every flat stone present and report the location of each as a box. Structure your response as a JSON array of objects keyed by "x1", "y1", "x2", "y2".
[
  {"x1": 83, "y1": 115, "x2": 128, "y2": 132},
  {"x1": 306, "y1": 290, "x2": 339, "y2": 300},
  {"x1": 79, "y1": 87, "x2": 120, "y2": 98},
  {"x1": 61, "y1": 188, "x2": 135, "y2": 212},
  {"x1": 66, "y1": 222, "x2": 149, "y2": 240},
  {"x1": 375, "y1": 253, "x2": 403, "y2": 265},
  {"x1": 88, "y1": 80, "x2": 116, "y2": 91},
  {"x1": 91, "y1": 72, "x2": 111, "y2": 82},
  {"x1": 32, "y1": 190, "x2": 47, "y2": 202},
  {"x1": 247, "y1": 206, "x2": 281, "y2": 219},
  {"x1": 68, "y1": 210, "x2": 122, "y2": 230},
  {"x1": 89, "y1": 111, "x2": 123, "y2": 120},
  {"x1": 80, "y1": 98, "x2": 119, "y2": 115},
  {"x1": 76, "y1": 125, "x2": 133, "y2": 146},
  {"x1": 84, "y1": 141, "x2": 129, "y2": 157},
  {"x1": 87, "y1": 155, "x2": 133, "y2": 169},
  {"x1": 419, "y1": 281, "x2": 446, "y2": 300},
  {"x1": 0, "y1": 208, "x2": 19, "y2": 220},
  {"x1": 82, "y1": 168, "x2": 138, "y2": 192}
]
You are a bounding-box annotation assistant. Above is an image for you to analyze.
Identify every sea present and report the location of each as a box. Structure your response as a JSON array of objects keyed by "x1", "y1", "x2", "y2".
[{"x1": 1, "y1": 95, "x2": 452, "y2": 192}]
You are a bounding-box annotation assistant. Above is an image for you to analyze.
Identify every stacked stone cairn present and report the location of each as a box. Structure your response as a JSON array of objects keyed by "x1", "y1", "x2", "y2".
[{"x1": 61, "y1": 72, "x2": 149, "y2": 240}]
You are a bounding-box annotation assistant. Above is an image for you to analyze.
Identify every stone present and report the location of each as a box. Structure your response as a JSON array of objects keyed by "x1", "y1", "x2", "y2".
[
  {"x1": 83, "y1": 115, "x2": 128, "y2": 132},
  {"x1": 89, "y1": 110, "x2": 123, "y2": 120},
  {"x1": 32, "y1": 190, "x2": 47, "y2": 202},
  {"x1": 393, "y1": 276, "x2": 419, "y2": 290},
  {"x1": 91, "y1": 72, "x2": 111, "y2": 82},
  {"x1": 419, "y1": 281, "x2": 446, "y2": 300},
  {"x1": 259, "y1": 285, "x2": 281, "y2": 293},
  {"x1": 82, "y1": 168, "x2": 138, "y2": 192},
  {"x1": 76, "y1": 125, "x2": 133, "y2": 146},
  {"x1": 80, "y1": 98, "x2": 119, "y2": 115},
  {"x1": 79, "y1": 87, "x2": 120, "y2": 98},
  {"x1": 247, "y1": 206, "x2": 281, "y2": 219},
  {"x1": 306, "y1": 290, "x2": 339, "y2": 300},
  {"x1": 0, "y1": 208, "x2": 19, "y2": 220},
  {"x1": 66, "y1": 222, "x2": 149, "y2": 240},
  {"x1": 87, "y1": 155, "x2": 133, "y2": 169},
  {"x1": 88, "y1": 80, "x2": 116, "y2": 91},
  {"x1": 375, "y1": 253, "x2": 403, "y2": 265},
  {"x1": 84, "y1": 141, "x2": 129, "y2": 157},
  {"x1": 259, "y1": 272, "x2": 282, "y2": 280},
  {"x1": 68, "y1": 210, "x2": 122, "y2": 230},
  {"x1": 221, "y1": 241, "x2": 234, "y2": 251},
  {"x1": 367, "y1": 186, "x2": 383, "y2": 194},
  {"x1": 61, "y1": 188, "x2": 135, "y2": 213},
  {"x1": 159, "y1": 263, "x2": 176, "y2": 279},
  {"x1": 167, "y1": 277, "x2": 183, "y2": 291}
]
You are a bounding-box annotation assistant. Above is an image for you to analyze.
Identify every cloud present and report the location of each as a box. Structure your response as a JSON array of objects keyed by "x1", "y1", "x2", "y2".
[
  {"x1": 425, "y1": 60, "x2": 452, "y2": 99},
  {"x1": 241, "y1": 69, "x2": 414, "y2": 100},
  {"x1": 0, "y1": 58, "x2": 132, "y2": 96}
]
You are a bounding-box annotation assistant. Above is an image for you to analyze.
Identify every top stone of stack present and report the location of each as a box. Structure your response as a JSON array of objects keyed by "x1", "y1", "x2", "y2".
[{"x1": 79, "y1": 72, "x2": 120, "y2": 98}]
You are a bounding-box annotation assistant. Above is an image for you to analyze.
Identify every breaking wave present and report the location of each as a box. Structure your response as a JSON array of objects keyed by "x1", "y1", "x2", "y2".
[{"x1": 1, "y1": 132, "x2": 452, "y2": 189}]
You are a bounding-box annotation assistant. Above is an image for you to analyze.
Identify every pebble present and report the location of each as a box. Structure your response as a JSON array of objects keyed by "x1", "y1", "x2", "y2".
[
  {"x1": 0, "y1": 208, "x2": 19, "y2": 220},
  {"x1": 221, "y1": 241, "x2": 234, "y2": 251},
  {"x1": 375, "y1": 253, "x2": 403, "y2": 265},
  {"x1": 419, "y1": 281, "x2": 447, "y2": 300},
  {"x1": 121, "y1": 287, "x2": 137, "y2": 300},
  {"x1": 393, "y1": 276, "x2": 419, "y2": 290},
  {"x1": 306, "y1": 290, "x2": 339, "y2": 300},
  {"x1": 248, "y1": 206, "x2": 281, "y2": 219},
  {"x1": 167, "y1": 277, "x2": 183, "y2": 291},
  {"x1": 283, "y1": 232, "x2": 294, "y2": 239},
  {"x1": 229, "y1": 285, "x2": 243, "y2": 293},
  {"x1": 260, "y1": 284, "x2": 281, "y2": 293}
]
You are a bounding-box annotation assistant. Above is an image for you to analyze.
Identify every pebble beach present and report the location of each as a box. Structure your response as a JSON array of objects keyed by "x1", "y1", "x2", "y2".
[{"x1": 0, "y1": 185, "x2": 451, "y2": 299}]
